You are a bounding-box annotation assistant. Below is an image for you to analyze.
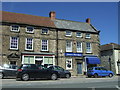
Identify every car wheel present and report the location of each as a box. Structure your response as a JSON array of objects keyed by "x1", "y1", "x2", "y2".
[
  {"x1": 51, "y1": 74, "x2": 57, "y2": 80},
  {"x1": 94, "y1": 74, "x2": 98, "y2": 78},
  {"x1": 0, "y1": 73, "x2": 4, "y2": 79},
  {"x1": 21, "y1": 73, "x2": 29, "y2": 81},
  {"x1": 109, "y1": 73, "x2": 113, "y2": 78},
  {"x1": 65, "y1": 74, "x2": 70, "y2": 78}
]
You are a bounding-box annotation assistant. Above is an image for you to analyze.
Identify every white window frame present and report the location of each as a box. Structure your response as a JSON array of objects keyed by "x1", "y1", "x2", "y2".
[
  {"x1": 41, "y1": 28, "x2": 49, "y2": 34},
  {"x1": 26, "y1": 26, "x2": 34, "y2": 33},
  {"x1": 86, "y1": 33, "x2": 91, "y2": 38},
  {"x1": 25, "y1": 38, "x2": 33, "y2": 50},
  {"x1": 10, "y1": 37, "x2": 19, "y2": 50},
  {"x1": 66, "y1": 58, "x2": 72, "y2": 70},
  {"x1": 77, "y1": 42, "x2": 82, "y2": 52},
  {"x1": 86, "y1": 42, "x2": 92, "y2": 53},
  {"x1": 76, "y1": 32, "x2": 82, "y2": 37},
  {"x1": 66, "y1": 41, "x2": 72, "y2": 52},
  {"x1": 66, "y1": 31, "x2": 72, "y2": 36},
  {"x1": 41, "y1": 40, "x2": 48, "y2": 51},
  {"x1": 10, "y1": 25, "x2": 20, "y2": 32}
]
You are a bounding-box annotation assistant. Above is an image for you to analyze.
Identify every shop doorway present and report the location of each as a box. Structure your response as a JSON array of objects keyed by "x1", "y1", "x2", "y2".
[{"x1": 77, "y1": 63, "x2": 82, "y2": 74}]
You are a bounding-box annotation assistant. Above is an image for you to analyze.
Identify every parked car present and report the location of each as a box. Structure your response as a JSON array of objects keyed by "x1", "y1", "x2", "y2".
[
  {"x1": 16, "y1": 64, "x2": 60, "y2": 81},
  {"x1": 48, "y1": 65, "x2": 71, "y2": 78},
  {"x1": 0, "y1": 64, "x2": 18, "y2": 79},
  {"x1": 87, "y1": 67, "x2": 114, "y2": 78}
]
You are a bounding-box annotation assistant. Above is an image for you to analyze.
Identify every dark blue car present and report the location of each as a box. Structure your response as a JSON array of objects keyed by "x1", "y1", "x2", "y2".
[{"x1": 87, "y1": 67, "x2": 114, "y2": 78}]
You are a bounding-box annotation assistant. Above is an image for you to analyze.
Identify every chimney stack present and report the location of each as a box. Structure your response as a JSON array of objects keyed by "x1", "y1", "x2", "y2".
[
  {"x1": 49, "y1": 11, "x2": 56, "y2": 20},
  {"x1": 86, "y1": 18, "x2": 90, "y2": 24}
]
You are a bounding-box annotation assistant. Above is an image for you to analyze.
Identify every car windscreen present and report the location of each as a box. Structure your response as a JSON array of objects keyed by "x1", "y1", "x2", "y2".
[{"x1": 88, "y1": 68, "x2": 93, "y2": 70}]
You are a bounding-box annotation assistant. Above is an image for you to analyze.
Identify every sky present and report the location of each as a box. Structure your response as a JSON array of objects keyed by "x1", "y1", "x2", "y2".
[{"x1": 2, "y1": 2, "x2": 118, "y2": 45}]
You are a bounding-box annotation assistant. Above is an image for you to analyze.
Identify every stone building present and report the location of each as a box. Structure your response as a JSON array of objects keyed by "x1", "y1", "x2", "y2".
[
  {"x1": 0, "y1": 11, "x2": 100, "y2": 76},
  {"x1": 101, "y1": 43, "x2": 120, "y2": 75}
]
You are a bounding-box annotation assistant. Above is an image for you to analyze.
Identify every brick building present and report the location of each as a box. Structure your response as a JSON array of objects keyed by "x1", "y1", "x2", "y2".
[{"x1": 0, "y1": 11, "x2": 100, "y2": 76}]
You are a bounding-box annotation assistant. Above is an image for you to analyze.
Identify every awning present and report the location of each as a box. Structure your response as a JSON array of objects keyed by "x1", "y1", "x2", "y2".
[{"x1": 86, "y1": 57, "x2": 100, "y2": 64}]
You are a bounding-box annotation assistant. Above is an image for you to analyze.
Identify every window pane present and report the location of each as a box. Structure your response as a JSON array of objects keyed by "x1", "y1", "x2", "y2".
[
  {"x1": 86, "y1": 42, "x2": 92, "y2": 53},
  {"x1": 27, "y1": 26, "x2": 34, "y2": 33},
  {"x1": 76, "y1": 32, "x2": 82, "y2": 37},
  {"x1": 86, "y1": 33, "x2": 91, "y2": 38},
  {"x1": 11, "y1": 25, "x2": 19, "y2": 31},
  {"x1": 66, "y1": 31, "x2": 71, "y2": 36},
  {"x1": 26, "y1": 38, "x2": 33, "y2": 50},
  {"x1": 42, "y1": 28, "x2": 48, "y2": 34},
  {"x1": 77, "y1": 42, "x2": 82, "y2": 52},
  {"x1": 10, "y1": 37, "x2": 18, "y2": 49},
  {"x1": 24, "y1": 56, "x2": 34, "y2": 64},
  {"x1": 41, "y1": 40, "x2": 48, "y2": 51},
  {"x1": 66, "y1": 41, "x2": 72, "y2": 52}
]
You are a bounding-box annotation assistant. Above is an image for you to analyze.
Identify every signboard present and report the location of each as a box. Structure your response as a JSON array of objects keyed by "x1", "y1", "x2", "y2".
[{"x1": 65, "y1": 53, "x2": 82, "y2": 57}]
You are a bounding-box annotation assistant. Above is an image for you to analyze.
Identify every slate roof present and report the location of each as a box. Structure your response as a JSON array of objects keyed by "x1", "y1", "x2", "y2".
[
  {"x1": 1, "y1": 11, "x2": 99, "y2": 33},
  {"x1": 53, "y1": 19, "x2": 98, "y2": 33},
  {"x1": 101, "y1": 43, "x2": 120, "y2": 51}
]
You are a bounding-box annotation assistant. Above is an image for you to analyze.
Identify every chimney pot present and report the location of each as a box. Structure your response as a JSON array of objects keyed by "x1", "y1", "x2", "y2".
[
  {"x1": 49, "y1": 11, "x2": 56, "y2": 20},
  {"x1": 86, "y1": 18, "x2": 90, "y2": 24}
]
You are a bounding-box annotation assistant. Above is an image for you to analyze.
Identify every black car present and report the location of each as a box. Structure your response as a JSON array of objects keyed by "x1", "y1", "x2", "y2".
[
  {"x1": 48, "y1": 65, "x2": 71, "y2": 78},
  {"x1": 16, "y1": 64, "x2": 60, "y2": 81},
  {"x1": 0, "y1": 64, "x2": 18, "y2": 79}
]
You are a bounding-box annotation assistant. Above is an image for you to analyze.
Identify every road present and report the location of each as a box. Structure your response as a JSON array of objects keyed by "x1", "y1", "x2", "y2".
[{"x1": 1, "y1": 76, "x2": 120, "y2": 89}]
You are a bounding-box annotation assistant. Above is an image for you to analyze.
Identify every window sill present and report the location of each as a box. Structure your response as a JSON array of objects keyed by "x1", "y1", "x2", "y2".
[
  {"x1": 9, "y1": 49, "x2": 19, "y2": 51},
  {"x1": 86, "y1": 52, "x2": 92, "y2": 54},
  {"x1": 25, "y1": 49, "x2": 34, "y2": 52},
  {"x1": 10, "y1": 31, "x2": 20, "y2": 33},
  {"x1": 85, "y1": 37, "x2": 91, "y2": 39}
]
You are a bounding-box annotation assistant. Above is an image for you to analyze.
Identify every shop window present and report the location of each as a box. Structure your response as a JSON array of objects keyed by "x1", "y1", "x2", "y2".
[
  {"x1": 44, "y1": 57, "x2": 53, "y2": 66},
  {"x1": 24, "y1": 56, "x2": 34, "y2": 64},
  {"x1": 66, "y1": 58, "x2": 72, "y2": 70}
]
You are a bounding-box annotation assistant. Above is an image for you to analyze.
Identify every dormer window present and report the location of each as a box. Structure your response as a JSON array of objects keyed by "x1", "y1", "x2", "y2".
[
  {"x1": 66, "y1": 31, "x2": 72, "y2": 36},
  {"x1": 41, "y1": 28, "x2": 49, "y2": 34},
  {"x1": 26, "y1": 26, "x2": 34, "y2": 33},
  {"x1": 86, "y1": 33, "x2": 91, "y2": 38},
  {"x1": 11, "y1": 25, "x2": 19, "y2": 32}
]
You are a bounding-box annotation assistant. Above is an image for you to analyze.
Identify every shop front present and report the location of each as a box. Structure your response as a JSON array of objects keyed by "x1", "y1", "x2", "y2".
[
  {"x1": 21, "y1": 52, "x2": 55, "y2": 66},
  {"x1": 84, "y1": 55, "x2": 101, "y2": 73}
]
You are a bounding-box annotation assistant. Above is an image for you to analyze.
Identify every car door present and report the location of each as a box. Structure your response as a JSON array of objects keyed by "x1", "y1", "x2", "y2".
[
  {"x1": 55, "y1": 66, "x2": 65, "y2": 77},
  {"x1": 10, "y1": 65, "x2": 18, "y2": 77},
  {"x1": 101, "y1": 67, "x2": 108, "y2": 76}
]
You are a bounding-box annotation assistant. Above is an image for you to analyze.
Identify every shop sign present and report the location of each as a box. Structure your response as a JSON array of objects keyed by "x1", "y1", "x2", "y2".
[{"x1": 65, "y1": 53, "x2": 82, "y2": 57}]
